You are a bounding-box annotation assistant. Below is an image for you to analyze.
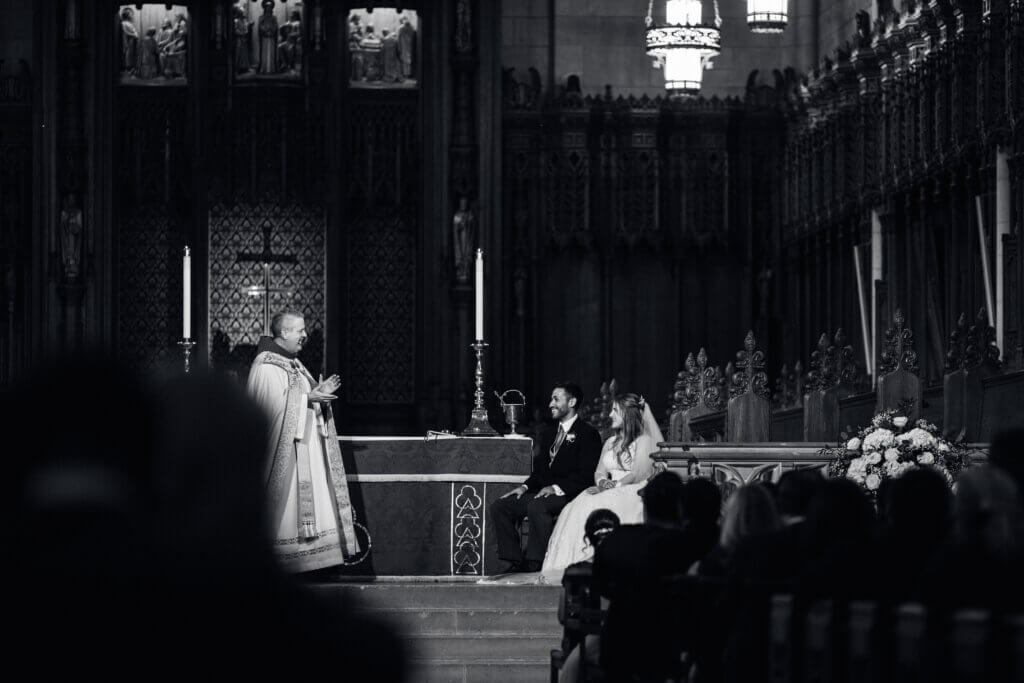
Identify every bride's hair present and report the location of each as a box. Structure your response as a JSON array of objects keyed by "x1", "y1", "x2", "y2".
[{"x1": 613, "y1": 393, "x2": 645, "y2": 467}]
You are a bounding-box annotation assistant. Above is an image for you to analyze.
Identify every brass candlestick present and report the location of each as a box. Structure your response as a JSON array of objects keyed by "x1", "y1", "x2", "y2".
[
  {"x1": 462, "y1": 340, "x2": 499, "y2": 436},
  {"x1": 178, "y1": 338, "x2": 196, "y2": 374}
]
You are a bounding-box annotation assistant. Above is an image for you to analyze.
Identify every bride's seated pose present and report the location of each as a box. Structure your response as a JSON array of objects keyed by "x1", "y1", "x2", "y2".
[{"x1": 541, "y1": 392, "x2": 664, "y2": 572}]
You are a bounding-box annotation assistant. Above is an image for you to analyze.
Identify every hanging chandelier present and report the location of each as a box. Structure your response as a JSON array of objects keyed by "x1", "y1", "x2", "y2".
[
  {"x1": 747, "y1": 0, "x2": 788, "y2": 34},
  {"x1": 645, "y1": 0, "x2": 721, "y2": 96}
]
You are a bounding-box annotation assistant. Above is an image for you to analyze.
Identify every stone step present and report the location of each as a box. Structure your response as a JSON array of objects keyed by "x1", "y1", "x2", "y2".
[
  {"x1": 356, "y1": 606, "x2": 561, "y2": 636},
  {"x1": 410, "y1": 660, "x2": 550, "y2": 683},
  {"x1": 406, "y1": 633, "x2": 556, "y2": 661},
  {"x1": 310, "y1": 582, "x2": 562, "y2": 610}
]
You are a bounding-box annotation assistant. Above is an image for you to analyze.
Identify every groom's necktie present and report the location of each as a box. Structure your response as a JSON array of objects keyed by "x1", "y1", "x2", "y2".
[{"x1": 549, "y1": 424, "x2": 566, "y2": 465}]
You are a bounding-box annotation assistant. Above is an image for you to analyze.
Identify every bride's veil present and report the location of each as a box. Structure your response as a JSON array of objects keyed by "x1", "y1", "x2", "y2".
[
  {"x1": 629, "y1": 398, "x2": 664, "y2": 481},
  {"x1": 640, "y1": 400, "x2": 665, "y2": 444}
]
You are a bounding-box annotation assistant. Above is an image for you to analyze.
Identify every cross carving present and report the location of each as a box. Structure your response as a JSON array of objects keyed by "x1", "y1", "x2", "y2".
[{"x1": 236, "y1": 222, "x2": 298, "y2": 336}]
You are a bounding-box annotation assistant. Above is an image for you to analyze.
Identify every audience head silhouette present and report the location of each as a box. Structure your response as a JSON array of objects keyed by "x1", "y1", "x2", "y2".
[
  {"x1": 954, "y1": 464, "x2": 1024, "y2": 561},
  {"x1": 885, "y1": 466, "x2": 953, "y2": 546},
  {"x1": 990, "y1": 427, "x2": 1024, "y2": 495},
  {"x1": 720, "y1": 484, "x2": 781, "y2": 551},
  {"x1": 584, "y1": 508, "x2": 620, "y2": 548},
  {"x1": 682, "y1": 476, "x2": 723, "y2": 530},
  {"x1": 775, "y1": 467, "x2": 823, "y2": 522},
  {"x1": 803, "y1": 478, "x2": 876, "y2": 551},
  {"x1": 640, "y1": 471, "x2": 687, "y2": 527}
]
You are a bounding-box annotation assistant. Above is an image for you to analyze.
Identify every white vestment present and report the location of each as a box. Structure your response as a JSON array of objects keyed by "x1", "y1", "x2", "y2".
[{"x1": 248, "y1": 351, "x2": 358, "y2": 572}]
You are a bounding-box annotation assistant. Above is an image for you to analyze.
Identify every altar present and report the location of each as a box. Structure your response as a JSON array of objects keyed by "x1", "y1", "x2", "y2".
[{"x1": 336, "y1": 435, "x2": 533, "y2": 576}]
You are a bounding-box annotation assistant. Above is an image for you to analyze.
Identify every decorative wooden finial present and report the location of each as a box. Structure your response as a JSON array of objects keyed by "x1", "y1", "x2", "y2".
[
  {"x1": 794, "y1": 360, "x2": 805, "y2": 400},
  {"x1": 809, "y1": 329, "x2": 859, "y2": 390},
  {"x1": 808, "y1": 332, "x2": 833, "y2": 390},
  {"x1": 773, "y1": 363, "x2": 791, "y2": 408},
  {"x1": 879, "y1": 308, "x2": 919, "y2": 375},
  {"x1": 965, "y1": 307, "x2": 1001, "y2": 370},
  {"x1": 673, "y1": 353, "x2": 699, "y2": 411},
  {"x1": 945, "y1": 311, "x2": 970, "y2": 371},
  {"x1": 833, "y1": 328, "x2": 859, "y2": 384},
  {"x1": 698, "y1": 350, "x2": 725, "y2": 411},
  {"x1": 731, "y1": 330, "x2": 769, "y2": 399}
]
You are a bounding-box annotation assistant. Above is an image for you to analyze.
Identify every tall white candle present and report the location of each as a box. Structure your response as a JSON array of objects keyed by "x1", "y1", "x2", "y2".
[
  {"x1": 183, "y1": 245, "x2": 191, "y2": 339},
  {"x1": 475, "y1": 249, "x2": 484, "y2": 340}
]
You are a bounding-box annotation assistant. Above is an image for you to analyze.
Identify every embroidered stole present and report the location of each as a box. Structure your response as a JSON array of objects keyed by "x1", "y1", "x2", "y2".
[{"x1": 254, "y1": 351, "x2": 360, "y2": 557}]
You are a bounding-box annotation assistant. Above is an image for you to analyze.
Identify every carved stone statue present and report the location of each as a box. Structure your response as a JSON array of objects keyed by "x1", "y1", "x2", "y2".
[
  {"x1": 60, "y1": 193, "x2": 83, "y2": 282},
  {"x1": 120, "y1": 7, "x2": 139, "y2": 74},
  {"x1": 455, "y1": 0, "x2": 472, "y2": 53},
  {"x1": 855, "y1": 10, "x2": 872, "y2": 50},
  {"x1": 381, "y1": 29, "x2": 401, "y2": 82},
  {"x1": 348, "y1": 15, "x2": 365, "y2": 80},
  {"x1": 137, "y1": 28, "x2": 160, "y2": 79},
  {"x1": 257, "y1": 0, "x2": 279, "y2": 75},
  {"x1": 277, "y1": 10, "x2": 302, "y2": 74},
  {"x1": 397, "y1": 15, "x2": 415, "y2": 79},
  {"x1": 453, "y1": 197, "x2": 476, "y2": 284},
  {"x1": 160, "y1": 13, "x2": 188, "y2": 79},
  {"x1": 233, "y1": 6, "x2": 253, "y2": 73},
  {"x1": 359, "y1": 25, "x2": 383, "y2": 81},
  {"x1": 513, "y1": 263, "x2": 528, "y2": 318}
]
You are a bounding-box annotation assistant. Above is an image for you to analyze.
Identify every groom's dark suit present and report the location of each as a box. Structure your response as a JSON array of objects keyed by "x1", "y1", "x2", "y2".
[{"x1": 490, "y1": 417, "x2": 602, "y2": 567}]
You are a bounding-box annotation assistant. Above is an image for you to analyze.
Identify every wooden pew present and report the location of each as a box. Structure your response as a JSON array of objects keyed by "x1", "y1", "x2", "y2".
[
  {"x1": 876, "y1": 309, "x2": 923, "y2": 421},
  {"x1": 802, "y1": 600, "x2": 833, "y2": 683},
  {"x1": 768, "y1": 594, "x2": 795, "y2": 683},
  {"x1": 728, "y1": 331, "x2": 772, "y2": 442},
  {"x1": 892, "y1": 603, "x2": 927, "y2": 683},
  {"x1": 944, "y1": 310, "x2": 1002, "y2": 441},
  {"x1": 803, "y1": 330, "x2": 863, "y2": 442},
  {"x1": 669, "y1": 348, "x2": 727, "y2": 442},
  {"x1": 980, "y1": 369, "x2": 1024, "y2": 441},
  {"x1": 949, "y1": 609, "x2": 990, "y2": 683},
  {"x1": 846, "y1": 601, "x2": 876, "y2": 683}
]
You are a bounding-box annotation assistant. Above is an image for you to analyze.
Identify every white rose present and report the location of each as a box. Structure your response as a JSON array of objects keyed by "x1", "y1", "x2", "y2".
[
  {"x1": 893, "y1": 416, "x2": 908, "y2": 428},
  {"x1": 864, "y1": 429, "x2": 896, "y2": 451},
  {"x1": 918, "y1": 452, "x2": 935, "y2": 465},
  {"x1": 885, "y1": 460, "x2": 901, "y2": 476},
  {"x1": 865, "y1": 473, "x2": 882, "y2": 490},
  {"x1": 865, "y1": 451, "x2": 882, "y2": 465},
  {"x1": 848, "y1": 470, "x2": 866, "y2": 484},
  {"x1": 848, "y1": 457, "x2": 866, "y2": 473},
  {"x1": 847, "y1": 437, "x2": 862, "y2": 451},
  {"x1": 905, "y1": 428, "x2": 936, "y2": 449},
  {"x1": 884, "y1": 448, "x2": 900, "y2": 462},
  {"x1": 937, "y1": 442, "x2": 950, "y2": 453}
]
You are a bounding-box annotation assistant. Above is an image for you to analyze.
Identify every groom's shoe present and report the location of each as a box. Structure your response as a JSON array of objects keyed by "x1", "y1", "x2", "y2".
[
  {"x1": 523, "y1": 560, "x2": 542, "y2": 572},
  {"x1": 499, "y1": 560, "x2": 525, "y2": 574}
]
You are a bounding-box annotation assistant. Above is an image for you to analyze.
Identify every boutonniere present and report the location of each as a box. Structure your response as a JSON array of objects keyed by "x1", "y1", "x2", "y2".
[{"x1": 565, "y1": 433, "x2": 577, "y2": 443}]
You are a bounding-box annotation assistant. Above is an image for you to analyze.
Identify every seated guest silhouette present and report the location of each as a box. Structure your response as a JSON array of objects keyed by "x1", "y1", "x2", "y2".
[
  {"x1": 593, "y1": 472, "x2": 720, "y2": 681},
  {"x1": 558, "y1": 509, "x2": 620, "y2": 682}
]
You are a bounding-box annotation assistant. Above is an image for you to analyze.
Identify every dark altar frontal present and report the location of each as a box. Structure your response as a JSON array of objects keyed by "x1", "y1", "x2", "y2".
[{"x1": 336, "y1": 436, "x2": 533, "y2": 577}]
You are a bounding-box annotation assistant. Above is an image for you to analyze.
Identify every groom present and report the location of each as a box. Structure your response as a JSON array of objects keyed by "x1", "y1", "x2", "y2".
[{"x1": 490, "y1": 382, "x2": 602, "y2": 572}]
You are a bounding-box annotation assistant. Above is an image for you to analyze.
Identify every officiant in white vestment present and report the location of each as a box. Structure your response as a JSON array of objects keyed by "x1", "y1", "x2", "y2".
[{"x1": 247, "y1": 309, "x2": 360, "y2": 572}]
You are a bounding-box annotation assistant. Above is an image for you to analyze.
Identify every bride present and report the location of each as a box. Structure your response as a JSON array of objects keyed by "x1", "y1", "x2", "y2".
[{"x1": 541, "y1": 392, "x2": 665, "y2": 572}]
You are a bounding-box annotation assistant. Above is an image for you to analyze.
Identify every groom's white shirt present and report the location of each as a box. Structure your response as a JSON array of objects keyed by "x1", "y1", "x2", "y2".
[{"x1": 550, "y1": 414, "x2": 578, "y2": 496}]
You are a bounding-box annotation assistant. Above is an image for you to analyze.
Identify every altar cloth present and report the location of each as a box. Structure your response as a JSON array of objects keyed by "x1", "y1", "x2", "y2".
[{"x1": 336, "y1": 436, "x2": 533, "y2": 576}]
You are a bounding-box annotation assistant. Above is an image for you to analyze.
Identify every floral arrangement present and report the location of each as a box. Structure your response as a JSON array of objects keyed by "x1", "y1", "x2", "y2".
[{"x1": 823, "y1": 409, "x2": 971, "y2": 496}]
